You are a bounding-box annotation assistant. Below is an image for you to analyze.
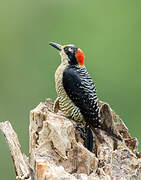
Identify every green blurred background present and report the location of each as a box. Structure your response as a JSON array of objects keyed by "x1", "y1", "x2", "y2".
[{"x1": 0, "y1": 0, "x2": 141, "y2": 179}]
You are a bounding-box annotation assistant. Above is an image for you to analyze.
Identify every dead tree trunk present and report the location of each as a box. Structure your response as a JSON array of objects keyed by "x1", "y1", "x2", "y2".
[{"x1": 0, "y1": 98, "x2": 141, "y2": 180}]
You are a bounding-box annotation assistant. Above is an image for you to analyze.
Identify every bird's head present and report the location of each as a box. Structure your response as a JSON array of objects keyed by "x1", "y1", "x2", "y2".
[{"x1": 49, "y1": 42, "x2": 85, "y2": 66}]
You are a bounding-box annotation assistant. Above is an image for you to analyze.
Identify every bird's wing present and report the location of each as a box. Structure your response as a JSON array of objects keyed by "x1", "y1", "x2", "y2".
[
  {"x1": 62, "y1": 66, "x2": 122, "y2": 141},
  {"x1": 62, "y1": 66, "x2": 100, "y2": 127}
]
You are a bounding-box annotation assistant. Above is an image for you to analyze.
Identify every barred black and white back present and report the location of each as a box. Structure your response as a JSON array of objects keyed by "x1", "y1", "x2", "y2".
[{"x1": 62, "y1": 65, "x2": 101, "y2": 128}]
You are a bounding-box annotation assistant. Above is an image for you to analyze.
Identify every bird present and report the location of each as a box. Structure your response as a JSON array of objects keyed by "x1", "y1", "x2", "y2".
[{"x1": 49, "y1": 42, "x2": 121, "y2": 148}]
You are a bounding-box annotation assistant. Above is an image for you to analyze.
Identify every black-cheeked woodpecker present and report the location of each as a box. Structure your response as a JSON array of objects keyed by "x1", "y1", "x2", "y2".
[{"x1": 49, "y1": 42, "x2": 121, "y2": 149}]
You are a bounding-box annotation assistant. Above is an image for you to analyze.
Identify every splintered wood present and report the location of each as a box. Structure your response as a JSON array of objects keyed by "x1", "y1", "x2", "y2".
[
  {"x1": 1, "y1": 98, "x2": 141, "y2": 179},
  {"x1": 0, "y1": 121, "x2": 31, "y2": 180}
]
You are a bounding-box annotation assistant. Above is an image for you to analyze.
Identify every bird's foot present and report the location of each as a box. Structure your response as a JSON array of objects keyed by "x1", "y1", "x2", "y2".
[
  {"x1": 53, "y1": 97, "x2": 60, "y2": 113},
  {"x1": 58, "y1": 113, "x2": 72, "y2": 119}
]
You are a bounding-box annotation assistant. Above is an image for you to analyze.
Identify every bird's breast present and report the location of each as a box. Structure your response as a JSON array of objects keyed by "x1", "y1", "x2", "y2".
[{"x1": 55, "y1": 64, "x2": 84, "y2": 122}]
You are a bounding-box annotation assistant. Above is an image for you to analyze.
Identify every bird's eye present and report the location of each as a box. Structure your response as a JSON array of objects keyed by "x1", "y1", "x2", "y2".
[{"x1": 68, "y1": 48, "x2": 73, "y2": 53}]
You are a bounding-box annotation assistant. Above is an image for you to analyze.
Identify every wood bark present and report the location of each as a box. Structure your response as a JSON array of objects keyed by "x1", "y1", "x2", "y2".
[{"x1": 0, "y1": 98, "x2": 141, "y2": 179}]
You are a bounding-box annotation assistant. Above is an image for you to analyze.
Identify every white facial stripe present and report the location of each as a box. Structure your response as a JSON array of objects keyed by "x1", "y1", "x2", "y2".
[{"x1": 68, "y1": 47, "x2": 73, "y2": 53}]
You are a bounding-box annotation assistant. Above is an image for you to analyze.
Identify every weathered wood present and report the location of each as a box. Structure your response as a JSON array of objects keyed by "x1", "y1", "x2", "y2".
[
  {"x1": 0, "y1": 121, "x2": 31, "y2": 180},
  {"x1": 1, "y1": 98, "x2": 141, "y2": 179}
]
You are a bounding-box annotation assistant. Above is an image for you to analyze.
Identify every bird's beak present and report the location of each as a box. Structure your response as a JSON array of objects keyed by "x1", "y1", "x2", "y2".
[{"x1": 49, "y1": 42, "x2": 62, "y2": 51}]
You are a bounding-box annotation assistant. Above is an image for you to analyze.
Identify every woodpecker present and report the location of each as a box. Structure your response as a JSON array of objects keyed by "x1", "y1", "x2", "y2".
[{"x1": 49, "y1": 42, "x2": 121, "y2": 143}]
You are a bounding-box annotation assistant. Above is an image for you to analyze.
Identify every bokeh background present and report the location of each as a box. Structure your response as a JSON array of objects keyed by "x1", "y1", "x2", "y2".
[{"x1": 0, "y1": 0, "x2": 141, "y2": 179}]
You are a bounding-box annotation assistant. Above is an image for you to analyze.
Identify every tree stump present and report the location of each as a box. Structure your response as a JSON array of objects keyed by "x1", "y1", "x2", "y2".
[{"x1": 0, "y1": 98, "x2": 141, "y2": 180}]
